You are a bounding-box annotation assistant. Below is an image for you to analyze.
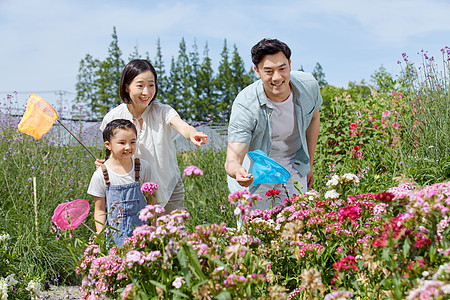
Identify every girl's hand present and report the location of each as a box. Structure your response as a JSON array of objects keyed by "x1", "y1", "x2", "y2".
[
  {"x1": 95, "y1": 159, "x2": 105, "y2": 168},
  {"x1": 190, "y1": 131, "x2": 208, "y2": 147}
]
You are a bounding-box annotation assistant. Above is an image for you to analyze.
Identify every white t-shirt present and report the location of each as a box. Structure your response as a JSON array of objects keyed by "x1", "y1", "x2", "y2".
[
  {"x1": 87, "y1": 157, "x2": 153, "y2": 199},
  {"x1": 100, "y1": 102, "x2": 180, "y2": 206},
  {"x1": 268, "y1": 92, "x2": 301, "y2": 170}
]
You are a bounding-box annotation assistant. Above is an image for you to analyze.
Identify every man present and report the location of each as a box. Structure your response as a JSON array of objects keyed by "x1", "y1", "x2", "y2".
[{"x1": 225, "y1": 38, "x2": 322, "y2": 210}]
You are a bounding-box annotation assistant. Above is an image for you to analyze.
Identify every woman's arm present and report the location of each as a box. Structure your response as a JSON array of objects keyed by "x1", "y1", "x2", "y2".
[
  {"x1": 170, "y1": 115, "x2": 208, "y2": 146},
  {"x1": 94, "y1": 196, "x2": 106, "y2": 234}
]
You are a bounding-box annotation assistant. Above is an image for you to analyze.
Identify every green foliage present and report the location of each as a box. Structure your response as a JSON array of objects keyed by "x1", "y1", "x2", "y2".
[
  {"x1": 312, "y1": 62, "x2": 328, "y2": 89},
  {"x1": 75, "y1": 26, "x2": 124, "y2": 120},
  {"x1": 154, "y1": 38, "x2": 168, "y2": 104},
  {"x1": 178, "y1": 149, "x2": 235, "y2": 230},
  {"x1": 396, "y1": 48, "x2": 450, "y2": 185},
  {"x1": 314, "y1": 91, "x2": 402, "y2": 194},
  {"x1": 370, "y1": 65, "x2": 398, "y2": 94},
  {"x1": 214, "y1": 39, "x2": 234, "y2": 113},
  {"x1": 194, "y1": 43, "x2": 217, "y2": 121},
  {"x1": 0, "y1": 114, "x2": 103, "y2": 293}
]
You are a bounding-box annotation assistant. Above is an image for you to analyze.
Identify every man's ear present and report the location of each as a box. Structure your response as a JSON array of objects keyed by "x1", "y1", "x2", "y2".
[{"x1": 254, "y1": 66, "x2": 261, "y2": 78}]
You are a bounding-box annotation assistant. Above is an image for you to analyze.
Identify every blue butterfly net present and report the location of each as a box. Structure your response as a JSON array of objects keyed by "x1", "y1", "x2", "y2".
[{"x1": 248, "y1": 150, "x2": 290, "y2": 185}]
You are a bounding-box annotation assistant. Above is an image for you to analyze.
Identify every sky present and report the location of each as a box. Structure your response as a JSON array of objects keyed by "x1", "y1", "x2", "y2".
[{"x1": 1, "y1": 0, "x2": 449, "y2": 109}]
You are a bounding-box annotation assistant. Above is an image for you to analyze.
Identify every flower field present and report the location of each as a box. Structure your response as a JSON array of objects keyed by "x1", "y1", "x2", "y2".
[{"x1": 0, "y1": 48, "x2": 449, "y2": 299}]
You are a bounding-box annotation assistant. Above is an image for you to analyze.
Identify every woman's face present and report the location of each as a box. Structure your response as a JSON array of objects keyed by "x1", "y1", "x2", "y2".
[{"x1": 126, "y1": 70, "x2": 156, "y2": 111}]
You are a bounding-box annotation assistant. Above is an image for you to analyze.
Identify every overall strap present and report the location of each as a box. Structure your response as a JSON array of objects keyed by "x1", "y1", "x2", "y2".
[
  {"x1": 101, "y1": 164, "x2": 110, "y2": 185},
  {"x1": 134, "y1": 158, "x2": 140, "y2": 182}
]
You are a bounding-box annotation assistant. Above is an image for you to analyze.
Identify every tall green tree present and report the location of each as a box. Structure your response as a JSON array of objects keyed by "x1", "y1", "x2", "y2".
[
  {"x1": 154, "y1": 38, "x2": 168, "y2": 103},
  {"x1": 95, "y1": 27, "x2": 124, "y2": 116},
  {"x1": 166, "y1": 56, "x2": 181, "y2": 113},
  {"x1": 173, "y1": 38, "x2": 193, "y2": 119},
  {"x1": 214, "y1": 39, "x2": 234, "y2": 113},
  {"x1": 194, "y1": 42, "x2": 216, "y2": 122},
  {"x1": 75, "y1": 27, "x2": 124, "y2": 119},
  {"x1": 188, "y1": 40, "x2": 204, "y2": 121},
  {"x1": 128, "y1": 45, "x2": 141, "y2": 61},
  {"x1": 75, "y1": 53, "x2": 99, "y2": 119},
  {"x1": 370, "y1": 65, "x2": 397, "y2": 93},
  {"x1": 230, "y1": 44, "x2": 253, "y2": 99},
  {"x1": 312, "y1": 62, "x2": 328, "y2": 89}
]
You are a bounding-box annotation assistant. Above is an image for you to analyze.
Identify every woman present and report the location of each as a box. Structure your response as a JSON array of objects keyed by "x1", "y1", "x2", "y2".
[{"x1": 98, "y1": 59, "x2": 208, "y2": 213}]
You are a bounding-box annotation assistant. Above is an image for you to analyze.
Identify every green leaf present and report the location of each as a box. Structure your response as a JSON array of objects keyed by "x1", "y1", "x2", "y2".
[
  {"x1": 429, "y1": 243, "x2": 436, "y2": 263},
  {"x1": 182, "y1": 242, "x2": 207, "y2": 281},
  {"x1": 177, "y1": 244, "x2": 192, "y2": 288},
  {"x1": 215, "y1": 290, "x2": 232, "y2": 300},
  {"x1": 169, "y1": 289, "x2": 190, "y2": 298},
  {"x1": 149, "y1": 280, "x2": 166, "y2": 291},
  {"x1": 402, "y1": 236, "x2": 411, "y2": 259}
]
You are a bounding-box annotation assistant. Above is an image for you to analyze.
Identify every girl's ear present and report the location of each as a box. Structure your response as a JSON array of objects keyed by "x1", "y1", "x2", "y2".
[{"x1": 105, "y1": 141, "x2": 112, "y2": 150}]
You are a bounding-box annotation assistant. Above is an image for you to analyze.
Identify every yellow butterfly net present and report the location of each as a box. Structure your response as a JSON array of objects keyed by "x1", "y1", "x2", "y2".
[{"x1": 18, "y1": 94, "x2": 58, "y2": 139}]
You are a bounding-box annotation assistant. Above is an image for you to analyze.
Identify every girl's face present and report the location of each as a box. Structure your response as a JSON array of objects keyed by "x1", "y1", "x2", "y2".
[
  {"x1": 105, "y1": 128, "x2": 137, "y2": 160},
  {"x1": 126, "y1": 70, "x2": 156, "y2": 112}
]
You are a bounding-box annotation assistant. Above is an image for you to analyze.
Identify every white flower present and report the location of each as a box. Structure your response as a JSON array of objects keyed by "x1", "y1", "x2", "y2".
[
  {"x1": 422, "y1": 271, "x2": 429, "y2": 277},
  {"x1": 441, "y1": 284, "x2": 450, "y2": 294},
  {"x1": 234, "y1": 207, "x2": 241, "y2": 216},
  {"x1": 326, "y1": 175, "x2": 340, "y2": 188},
  {"x1": 26, "y1": 279, "x2": 41, "y2": 293},
  {"x1": 342, "y1": 173, "x2": 360, "y2": 185},
  {"x1": 324, "y1": 190, "x2": 340, "y2": 200},
  {"x1": 5, "y1": 275, "x2": 17, "y2": 286},
  {"x1": 0, "y1": 278, "x2": 8, "y2": 300},
  {"x1": 0, "y1": 234, "x2": 10, "y2": 243}
]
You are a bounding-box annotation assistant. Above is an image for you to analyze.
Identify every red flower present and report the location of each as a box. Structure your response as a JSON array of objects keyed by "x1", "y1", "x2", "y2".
[
  {"x1": 375, "y1": 192, "x2": 395, "y2": 202},
  {"x1": 350, "y1": 145, "x2": 360, "y2": 153},
  {"x1": 333, "y1": 255, "x2": 358, "y2": 272},
  {"x1": 337, "y1": 204, "x2": 362, "y2": 222},
  {"x1": 266, "y1": 189, "x2": 281, "y2": 196}
]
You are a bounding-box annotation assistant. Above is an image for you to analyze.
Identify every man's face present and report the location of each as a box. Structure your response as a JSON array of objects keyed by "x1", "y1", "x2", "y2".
[{"x1": 254, "y1": 51, "x2": 291, "y2": 102}]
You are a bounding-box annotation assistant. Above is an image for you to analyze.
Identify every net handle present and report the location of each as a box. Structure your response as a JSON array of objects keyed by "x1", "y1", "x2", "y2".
[{"x1": 57, "y1": 119, "x2": 98, "y2": 160}]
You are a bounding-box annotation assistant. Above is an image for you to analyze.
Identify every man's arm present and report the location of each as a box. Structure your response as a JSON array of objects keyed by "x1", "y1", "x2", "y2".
[
  {"x1": 305, "y1": 109, "x2": 320, "y2": 190},
  {"x1": 225, "y1": 141, "x2": 253, "y2": 187}
]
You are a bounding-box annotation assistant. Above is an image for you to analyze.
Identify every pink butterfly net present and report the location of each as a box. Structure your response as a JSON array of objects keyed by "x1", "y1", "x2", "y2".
[{"x1": 52, "y1": 199, "x2": 90, "y2": 230}]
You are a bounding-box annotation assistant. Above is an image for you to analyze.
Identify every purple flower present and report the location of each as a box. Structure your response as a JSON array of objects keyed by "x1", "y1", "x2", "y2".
[{"x1": 183, "y1": 165, "x2": 204, "y2": 178}]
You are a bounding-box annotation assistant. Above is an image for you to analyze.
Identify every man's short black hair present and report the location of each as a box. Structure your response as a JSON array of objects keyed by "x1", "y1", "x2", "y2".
[{"x1": 251, "y1": 38, "x2": 291, "y2": 66}]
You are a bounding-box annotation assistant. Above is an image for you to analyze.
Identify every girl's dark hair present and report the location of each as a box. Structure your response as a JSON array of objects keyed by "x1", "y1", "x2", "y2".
[
  {"x1": 119, "y1": 59, "x2": 158, "y2": 104},
  {"x1": 251, "y1": 38, "x2": 291, "y2": 67},
  {"x1": 103, "y1": 119, "x2": 137, "y2": 160}
]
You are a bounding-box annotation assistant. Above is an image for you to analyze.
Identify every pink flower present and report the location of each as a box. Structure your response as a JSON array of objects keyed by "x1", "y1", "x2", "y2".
[
  {"x1": 141, "y1": 182, "x2": 158, "y2": 195},
  {"x1": 139, "y1": 205, "x2": 165, "y2": 222},
  {"x1": 120, "y1": 283, "x2": 134, "y2": 300},
  {"x1": 172, "y1": 277, "x2": 185, "y2": 289},
  {"x1": 183, "y1": 165, "x2": 204, "y2": 177},
  {"x1": 126, "y1": 250, "x2": 144, "y2": 267}
]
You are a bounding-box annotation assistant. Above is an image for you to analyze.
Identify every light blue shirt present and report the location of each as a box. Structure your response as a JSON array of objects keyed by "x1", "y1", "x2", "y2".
[{"x1": 227, "y1": 71, "x2": 322, "y2": 192}]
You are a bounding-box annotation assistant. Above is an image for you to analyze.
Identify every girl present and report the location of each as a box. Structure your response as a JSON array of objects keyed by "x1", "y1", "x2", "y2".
[
  {"x1": 88, "y1": 119, "x2": 153, "y2": 246},
  {"x1": 97, "y1": 59, "x2": 208, "y2": 213}
]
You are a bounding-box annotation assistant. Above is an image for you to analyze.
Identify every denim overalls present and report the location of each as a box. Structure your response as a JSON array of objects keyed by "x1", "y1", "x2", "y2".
[{"x1": 101, "y1": 158, "x2": 147, "y2": 246}]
